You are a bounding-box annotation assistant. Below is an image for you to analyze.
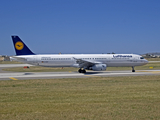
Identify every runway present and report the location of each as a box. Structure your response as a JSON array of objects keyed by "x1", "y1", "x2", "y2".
[
  {"x1": 0, "y1": 64, "x2": 160, "y2": 80},
  {"x1": 0, "y1": 70, "x2": 160, "y2": 80}
]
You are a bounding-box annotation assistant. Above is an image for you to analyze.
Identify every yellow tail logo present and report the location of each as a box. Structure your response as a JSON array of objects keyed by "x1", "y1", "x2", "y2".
[{"x1": 15, "y1": 41, "x2": 24, "y2": 50}]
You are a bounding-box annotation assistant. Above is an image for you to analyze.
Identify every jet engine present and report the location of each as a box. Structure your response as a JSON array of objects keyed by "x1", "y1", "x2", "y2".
[{"x1": 89, "y1": 64, "x2": 107, "y2": 71}]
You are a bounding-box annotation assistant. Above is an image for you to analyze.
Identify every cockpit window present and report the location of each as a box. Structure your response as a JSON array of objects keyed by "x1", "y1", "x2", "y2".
[{"x1": 140, "y1": 57, "x2": 144, "y2": 59}]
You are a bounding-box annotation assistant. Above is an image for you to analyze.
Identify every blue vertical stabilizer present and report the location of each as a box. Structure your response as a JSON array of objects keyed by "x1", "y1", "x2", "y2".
[{"x1": 11, "y1": 36, "x2": 35, "y2": 55}]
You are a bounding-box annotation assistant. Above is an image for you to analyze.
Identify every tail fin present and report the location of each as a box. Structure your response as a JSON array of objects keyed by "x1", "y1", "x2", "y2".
[{"x1": 11, "y1": 36, "x2": 35, "y2": 55}]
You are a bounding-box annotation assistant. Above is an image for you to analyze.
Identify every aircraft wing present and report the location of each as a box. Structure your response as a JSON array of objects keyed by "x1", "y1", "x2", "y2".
[{"x1": 73, "y1": 57, "x2": 101, "y2": 68}]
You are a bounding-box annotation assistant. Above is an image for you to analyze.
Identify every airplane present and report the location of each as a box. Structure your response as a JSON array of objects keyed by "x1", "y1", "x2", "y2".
[{"x1": 11, "y1": 36, "x2": 148, "y2": 73}]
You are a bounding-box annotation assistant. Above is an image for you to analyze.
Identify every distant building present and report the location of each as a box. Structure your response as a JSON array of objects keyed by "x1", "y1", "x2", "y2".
[
  {"x1": 0, "y1": 56, "x2": 4, "y2": 61},
  {"x1": 0, "y1": 55, "x2": 10, "y2": 61},
  {"x1": 4, "y1": 56, "x2": 10, "y2": 61},
  {"x1": 142, "y1": 52, "x2": 160, "y2": 58}
]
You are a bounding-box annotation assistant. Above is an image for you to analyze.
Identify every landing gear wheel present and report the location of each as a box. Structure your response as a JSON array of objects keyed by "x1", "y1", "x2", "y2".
[
  {"x1": 78, "y1": 69, "x2": 86, "y2": 73},
  {"x1": 132, "y1": 66, "x2": 135, "y2": 72},
  {"x1": 78, "y1": 69, "x2": 82, "y2": 73},
  {"x1": 82, "y1": 70, "x2": 86, "y2": 73},
  {"x1": 132, "y1": 70, "x2": 135, "y2": 72}
]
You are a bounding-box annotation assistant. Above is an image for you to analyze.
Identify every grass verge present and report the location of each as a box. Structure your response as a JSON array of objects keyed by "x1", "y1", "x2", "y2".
[
  {"x1": 0, "y1": 61, "x2": 22, "y2": 64},
  {"x1": 0, "y1": 76, "x2": 160, "y2": 120},
  {"x1": 145, "y1": 58, "x2": 160, "y2": 61}
]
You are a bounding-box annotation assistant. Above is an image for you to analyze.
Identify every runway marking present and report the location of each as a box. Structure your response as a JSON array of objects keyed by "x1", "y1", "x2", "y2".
[{"x1": 9, "y1": 77, "x2": 18, "y2": 80}]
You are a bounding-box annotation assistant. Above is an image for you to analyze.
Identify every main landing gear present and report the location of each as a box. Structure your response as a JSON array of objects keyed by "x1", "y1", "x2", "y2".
[
  {"x1": 78, "y1": 68, "x2": 86, "y2": 73},
  {"x1": 132, "y1": 66, "x2": 135, "y2": 72}
]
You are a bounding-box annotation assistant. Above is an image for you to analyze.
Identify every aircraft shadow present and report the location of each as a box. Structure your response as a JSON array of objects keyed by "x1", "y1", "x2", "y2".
[
  {"x1": 24, "y1": 73, "x2": 34, "y2": 75},
  {"x1": 84, "y1": 72, "x2": 104, "y2": 75}
]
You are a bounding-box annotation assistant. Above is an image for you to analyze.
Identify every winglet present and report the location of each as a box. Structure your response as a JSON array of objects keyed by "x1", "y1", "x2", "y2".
[{"x1": 11, "y1": 36, "x2": 35, "y2": 55}]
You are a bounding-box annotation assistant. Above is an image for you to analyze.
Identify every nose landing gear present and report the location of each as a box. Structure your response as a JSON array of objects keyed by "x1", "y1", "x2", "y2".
[{"x1": 132, "y1": 66, "x2": 135, "y2": 72}]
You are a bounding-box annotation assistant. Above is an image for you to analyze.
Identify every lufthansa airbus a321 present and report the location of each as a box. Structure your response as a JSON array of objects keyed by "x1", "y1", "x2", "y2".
[{"x1": 11, "y1": 36, "x2": 148, "y2": 73}]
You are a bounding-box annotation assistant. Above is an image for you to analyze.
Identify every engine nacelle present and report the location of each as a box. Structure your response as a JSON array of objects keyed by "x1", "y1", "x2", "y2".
[{"x1": 89, "y1": 64, "x2": 107, "y2": 71}]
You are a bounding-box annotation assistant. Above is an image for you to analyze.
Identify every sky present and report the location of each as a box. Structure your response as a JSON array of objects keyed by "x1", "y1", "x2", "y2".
[{"x1": 0, "y1": 0, "x2": 160, "y2": 55}]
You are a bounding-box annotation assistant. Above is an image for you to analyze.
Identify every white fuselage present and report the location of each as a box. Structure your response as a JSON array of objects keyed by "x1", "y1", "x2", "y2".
[{"x1": 12, "y1": 54, "x2": 148, "y2": 68}]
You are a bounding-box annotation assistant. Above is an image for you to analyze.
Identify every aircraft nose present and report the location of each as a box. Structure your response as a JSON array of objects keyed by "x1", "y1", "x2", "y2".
[{"x1": 144, "y1": 59, "x2": 148, "y2": 64}]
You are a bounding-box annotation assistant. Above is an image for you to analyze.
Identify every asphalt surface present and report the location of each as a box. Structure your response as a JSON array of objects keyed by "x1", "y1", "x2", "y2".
[{"x1": 0, "y1": 64, "x2": 160, "y2": 80}]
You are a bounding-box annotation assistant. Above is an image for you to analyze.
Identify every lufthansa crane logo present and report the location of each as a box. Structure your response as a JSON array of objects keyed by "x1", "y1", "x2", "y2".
[{"x1": 15, "y1": 41, "x2": 24, "y2": 50}]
